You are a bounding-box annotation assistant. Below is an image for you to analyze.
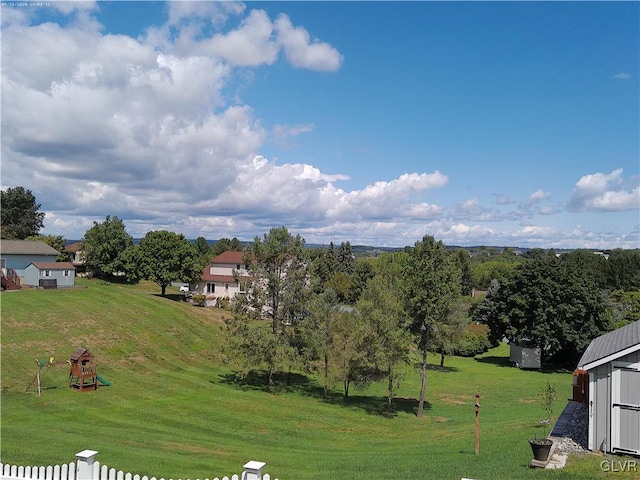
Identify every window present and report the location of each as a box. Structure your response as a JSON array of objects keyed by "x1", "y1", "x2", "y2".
[
  {"x1": 63, "y1": 270, "x2": 70, "y2": 277},
  {"x1": 238, "y1": 282, "x2": 246, "y2": 293},
  {"x1": 44, "y1": 270, "x2": 51, "y2": 277},
  {"x1": 236, "y1": 264, "x2": 241, "y2": 270},
  {"x1": 206, "y1": 283, "x2": 215, "y2": 293},
  {"x1": 224, "y1": 283, "x2": 229, "y2": 291}
]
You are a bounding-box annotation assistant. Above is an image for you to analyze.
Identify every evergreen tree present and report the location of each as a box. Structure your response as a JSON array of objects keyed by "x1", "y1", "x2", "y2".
[
  {"x1": 1, "y1": 186, "x2": 45, "y2": 239},
  {"x1": 405, "y1": 235, "x2": 460, "y2": 417}
]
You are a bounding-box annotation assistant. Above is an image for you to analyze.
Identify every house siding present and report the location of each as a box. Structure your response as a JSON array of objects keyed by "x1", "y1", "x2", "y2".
[
  {"x1": 588, "y1": 350, "x2": 640, "y2": 455},
  {"x1": 24, "y1": 264, "x2": 76, "y2": 287},
  {"x1": 2, "y1": 254, "x2": 58, "y2": 278}
]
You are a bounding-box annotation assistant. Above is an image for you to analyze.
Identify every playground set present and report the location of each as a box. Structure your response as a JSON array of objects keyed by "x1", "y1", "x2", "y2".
[{"x1": 27, "y1": 348, "x2": 111, "y2": 396}]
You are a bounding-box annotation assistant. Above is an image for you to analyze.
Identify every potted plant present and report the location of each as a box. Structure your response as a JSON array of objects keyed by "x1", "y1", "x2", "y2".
[{"x1": 529, "y1": 381, "x2": 557, "y2": 461}]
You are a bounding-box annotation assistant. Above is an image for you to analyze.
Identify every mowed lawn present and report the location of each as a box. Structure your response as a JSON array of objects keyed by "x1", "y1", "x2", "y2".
[{"x1": 1, "y1": 279, "x2": 634, "y2": 480}]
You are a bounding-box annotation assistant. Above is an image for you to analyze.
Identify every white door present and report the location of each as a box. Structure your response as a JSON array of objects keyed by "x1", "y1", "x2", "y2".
[{"x1": 611, "y1": 362, "x2": 640, "y2": 455}]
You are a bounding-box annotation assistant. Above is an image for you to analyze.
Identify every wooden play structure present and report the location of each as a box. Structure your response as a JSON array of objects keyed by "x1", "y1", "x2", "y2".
[
  {"x1": 26, "y1": 357, "x2": 70, "y2": 397},
  {"x1": 68, "y1": 348, "x2": 98, "y2": 392},
  {"x1": 27, "y1": 348, "x2": 111, "y2": 395}
]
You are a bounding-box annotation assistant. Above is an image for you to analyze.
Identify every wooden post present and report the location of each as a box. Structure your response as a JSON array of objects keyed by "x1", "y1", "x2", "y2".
[{"x1": 474, "y1": 394, "x2": 480, "y2": 455}]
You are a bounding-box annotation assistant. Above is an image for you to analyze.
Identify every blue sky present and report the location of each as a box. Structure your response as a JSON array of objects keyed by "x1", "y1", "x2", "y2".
[{"x1": 1, "y1": 1, "x2": 638, "y2": 248}]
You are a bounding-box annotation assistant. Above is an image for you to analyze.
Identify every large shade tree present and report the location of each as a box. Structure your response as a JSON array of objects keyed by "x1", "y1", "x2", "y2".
[
  {"x1": 82, "y1": 215, "x2": 133, "y2": 277},
  {"x1": 1, "y1": 187, "x2": 45, "y2": 239},
  {"x1": 474, "y1": 255, "x2": 612, "y2": 364},
  {"x1": 136, "y1": 230, "x2": 202, "y2": 295}
]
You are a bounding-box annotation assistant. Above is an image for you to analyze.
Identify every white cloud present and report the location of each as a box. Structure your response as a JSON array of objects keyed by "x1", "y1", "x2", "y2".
[
  {"x1": 611, "y1": 72, "x2": 632, "y2": 80},
  {"x1": 273, "y1": 123, "x2": 315, "y2": 148},
  {"x1": 567, "y1": 169, "x2": 639, "y2": 212},
  {"x1": 526, "y1": 189, "x2": 550, "y2": 205},
  {"x1": 275, "y1": 14, "x2": 344, "y2": 72}
]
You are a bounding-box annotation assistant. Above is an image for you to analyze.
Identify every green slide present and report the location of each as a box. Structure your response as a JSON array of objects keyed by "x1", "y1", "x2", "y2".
[{"x1": 96, "y1": 374, "x2": 112, "y2": 386}]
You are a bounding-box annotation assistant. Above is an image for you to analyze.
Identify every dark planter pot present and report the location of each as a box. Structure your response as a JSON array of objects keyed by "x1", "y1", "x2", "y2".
[{"x1": 529, "y1": 438, "x2": 553, "y2": 461}]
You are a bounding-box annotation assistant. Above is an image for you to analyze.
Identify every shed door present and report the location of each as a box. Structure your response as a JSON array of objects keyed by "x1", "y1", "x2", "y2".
[{"x1": 611, "y1": 362, "x2": 640, "y2": 455}]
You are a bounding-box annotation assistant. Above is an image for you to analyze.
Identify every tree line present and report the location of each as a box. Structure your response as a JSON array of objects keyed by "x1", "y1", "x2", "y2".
[{"x1": 3, "y1": 187, "x2": 640, "y2": 415}]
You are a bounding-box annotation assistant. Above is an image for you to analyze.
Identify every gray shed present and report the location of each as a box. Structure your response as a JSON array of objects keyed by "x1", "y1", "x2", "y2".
[
  {"x1": 24, "y1": 262, "x2": 76, "y2": 288},
  {"x1": 577, "y1": 320, "x2": 640, "y2": 456},
  {"x1": 509, "y1": 338, "x2": 542, "y2": 369}
]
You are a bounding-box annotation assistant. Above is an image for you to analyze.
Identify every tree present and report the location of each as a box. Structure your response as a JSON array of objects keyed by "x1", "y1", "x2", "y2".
[
  {"x1": 82, "y1": 215, "x2": 133, "y2": 277},
  {"x1": 27, "y1": 235, "x2": 68, "y2": 262},
  {"x1": 136, "y1": 230, "x2": 202, "y2": 296},
  {"x1": 211, "y1": 237, "x2": 243, "y2": 257},
  {"x1": 606, "y1": 249, "x2": 640, "y2": 291},
  {"x1": 194, "y1": 237, "x2": 212, "y2": 258},
  {"x1": 430, "y1": 300, "x2": 469, "y2": 368},
  {"x1": 1, "y1": 186, "x2": 45, "y2": 239},
  {"x1": 474, "y1": 256, "x2": 612, "y2": 364},
  {"x1": 405, "y1": 235, "x2": 461, "y2": 417},
  {"x1": 348, "y1": 259, "x2": 375, "y2": 303},
  {"x1": 229, "y1": 227, "x2": 310, "y2": 385},
  {"x1": 451, "y1": 249, "x2": 474, "y2": 296},
  {"x1": 337, "y1": 241, "x2": 355, "y2": 275},
  {"x1": 298, "y1": 289, "x2": 341, "y2": 398},
  {"x1": 357, "y1": 252, "x2": 412, "y2": 415}
]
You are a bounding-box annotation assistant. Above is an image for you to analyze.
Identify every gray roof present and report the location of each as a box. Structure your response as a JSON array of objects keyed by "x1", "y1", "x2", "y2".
[
  {"x1": 577, "y1": 320, "x2": 640, "y2": 369},
  {"x1": 0, "y1": 239, "x2": 60, "y2": 255}
]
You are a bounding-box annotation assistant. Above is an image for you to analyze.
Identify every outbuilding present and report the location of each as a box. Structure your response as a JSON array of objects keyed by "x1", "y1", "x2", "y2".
[
  {"x1": 577, "y1": 320, "x2": 640, "y2": 456},
  {"x1": 24, "y1": 262, "x2": 76, "y2": 288},
  {"x1": 509, "y1": 338, "x2": 542, "y2": 369}
]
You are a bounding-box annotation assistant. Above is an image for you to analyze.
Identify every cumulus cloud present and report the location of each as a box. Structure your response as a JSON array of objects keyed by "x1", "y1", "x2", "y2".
[
  {"x1": 567, "y1": 169, "x2": 639, "y2": 212},
  {"x1": 275, "y1": 14, "x2": 344, "y2": 71},
  {"x1": 2, "y1": 5, "x2": 636, "y2": 249},
  {"x1": 526, "y1": 189, "x2": 551, "y2": 205}
]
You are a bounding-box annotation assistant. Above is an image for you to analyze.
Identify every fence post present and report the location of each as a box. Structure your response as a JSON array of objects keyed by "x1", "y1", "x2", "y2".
[
  {"x1": 242, "y1": 461, "x2": 266, "y2": 480},
  {"x1": 75, "y1": 450, "x2": 99, "y2": 480}
]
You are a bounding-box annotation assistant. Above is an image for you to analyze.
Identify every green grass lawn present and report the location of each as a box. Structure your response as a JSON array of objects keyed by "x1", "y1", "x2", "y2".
[{"x1": 1, "y1": 279, "x2": 635, "y2": 479}]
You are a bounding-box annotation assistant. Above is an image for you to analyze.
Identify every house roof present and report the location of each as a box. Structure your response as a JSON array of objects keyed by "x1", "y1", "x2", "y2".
[
  {"x1": 66, "y1": 242, "x2": 83, "y2": 253},
  {"x1": 212, "y1": 251, "x2": 246, "y2": 264},
  {"x1": 0, "y1": 240, "x2": 60, "y2": 256},
  {"x1": 30, "y1": 262, "x2": 76, "y2": 270},
  {"x1": 577, "y1": 320, "x2": 640, "y2": 370},
  {"x1": 201, "y1": 273, "x2": 236, "y2": 283}
]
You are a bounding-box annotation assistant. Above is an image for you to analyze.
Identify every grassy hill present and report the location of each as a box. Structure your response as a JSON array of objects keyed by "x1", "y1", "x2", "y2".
[{"x1": 1, "y1": 279, "x2": 634, "y2": 479}]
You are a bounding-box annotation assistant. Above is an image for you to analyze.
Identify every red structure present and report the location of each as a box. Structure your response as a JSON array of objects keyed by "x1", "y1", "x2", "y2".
[
  {"x1": 572, "y1": 368, "x2": 589, "y2": 403},
  {"x1": 69, "y1": 348, "x2": 97, "y2": 392}
]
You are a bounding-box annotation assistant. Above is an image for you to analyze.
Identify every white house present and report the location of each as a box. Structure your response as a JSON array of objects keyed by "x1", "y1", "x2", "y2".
[{"x1": 189, "y1": 251, "x2": 250, "y2": 304}]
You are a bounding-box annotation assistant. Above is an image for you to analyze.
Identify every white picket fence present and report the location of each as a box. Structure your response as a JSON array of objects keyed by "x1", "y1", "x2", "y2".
[{"x1": 0, "y1": 450, "x2": 278, "y2": 480}]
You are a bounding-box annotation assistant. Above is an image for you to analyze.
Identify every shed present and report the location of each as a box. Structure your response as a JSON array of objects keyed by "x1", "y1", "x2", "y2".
[
  {"x1": 509, "y1": 338, "x2": 542, "y2": 369},
  {"x1": 24, "y1": 262, "x2": 76, "y2": 288},
  {"x1": 577, "y1": 320, "x2": 640, "y2": 456}
]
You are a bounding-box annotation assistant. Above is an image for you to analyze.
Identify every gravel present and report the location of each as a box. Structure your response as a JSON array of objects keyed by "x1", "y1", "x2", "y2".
[{"x1": 552, "y1": 402, "x2": 589, "y2": 455}]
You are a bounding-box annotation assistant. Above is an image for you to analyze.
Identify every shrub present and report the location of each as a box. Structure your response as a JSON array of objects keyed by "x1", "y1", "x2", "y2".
[
  {"x1": 457, "y1": 323, "x2": 491, "y2": 356},
  {"x1": 192, "y1": 294, "x2": 207, "y2": 307}
]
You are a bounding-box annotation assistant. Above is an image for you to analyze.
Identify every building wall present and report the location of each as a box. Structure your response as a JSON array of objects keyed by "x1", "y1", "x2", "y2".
[
  {"x1": 1, "y1": 254, "x2": 58, "y2": 277},
  {"x1": 589, "y1": 350, "x2": 640, "y2": 455}
]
